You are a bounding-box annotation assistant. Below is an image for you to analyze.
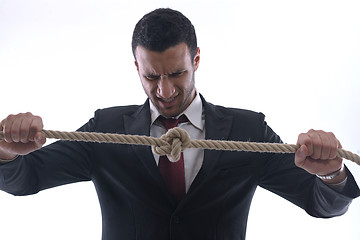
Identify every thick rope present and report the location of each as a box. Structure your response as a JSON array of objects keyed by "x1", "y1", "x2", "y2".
[{"x1": 0, "y1": 128, "x2": 359, "y2": 166}]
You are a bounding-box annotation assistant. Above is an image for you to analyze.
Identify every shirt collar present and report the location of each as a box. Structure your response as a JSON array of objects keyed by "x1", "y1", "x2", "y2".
[{"x1": 149, "y1": 91, "x2": 204, "y2": 131}]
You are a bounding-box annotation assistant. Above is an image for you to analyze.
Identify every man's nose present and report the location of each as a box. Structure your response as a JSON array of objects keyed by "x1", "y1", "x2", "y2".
[{"x1": 157, "y1": 76, "x2": 175, "y2": 99}]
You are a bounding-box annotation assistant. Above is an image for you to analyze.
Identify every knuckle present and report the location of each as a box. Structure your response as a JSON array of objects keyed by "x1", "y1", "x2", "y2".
[
  {"x1": 6, "y1": 114, "x2": 15, "y2": 121},
  {"x1": 309, "y1": 129, "x2": 322, "y2": 135},
  {"x1": 33, "y1": 116, "x2": 44, "y2": 128},
  {"x1": 34, "y1": 115, "x2": 42, "y2": 122},
  {"x1": 25, "y1": 112, "x2": 34, "y2": 117},
  {"x1": 318, "y1": 130, "x2": 326, "y2": 135},
  {"x1": 298, "y1": 132, "x2": 311, "y2": 144},
  {"x1": 307, "y1": 129, "x2": 315, "y2": 133},
  {"x1": 20, "y1": 137, "x2": 29, "y2": 143},
  {"x1": 298, "y1": 132, "x2": 306, "y2": 138},
  {"x1": 10, "y1": 131, "x2": 19, "y2": 142},
  {"x1": 327, "y1": 131, "x2": 336, "y2": 138}
]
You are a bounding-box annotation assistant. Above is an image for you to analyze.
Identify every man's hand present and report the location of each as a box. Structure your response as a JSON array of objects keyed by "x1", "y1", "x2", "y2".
[
  {"x1": 295, "y1": 129, "x2": 346, "y2": 184},
  {"x1": 0, "y1": 112, "x2": 46, "y2": 160}
]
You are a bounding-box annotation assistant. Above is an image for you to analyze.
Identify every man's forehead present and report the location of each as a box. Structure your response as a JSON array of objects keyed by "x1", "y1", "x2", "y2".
[{"x1": 135, "y1": 43, "x2": 191, "y2": 72}]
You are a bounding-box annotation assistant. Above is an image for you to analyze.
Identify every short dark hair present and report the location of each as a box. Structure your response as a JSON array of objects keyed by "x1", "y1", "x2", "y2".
[{"x1": 132, "y1": 8, "x2": 197, "y2": 61}]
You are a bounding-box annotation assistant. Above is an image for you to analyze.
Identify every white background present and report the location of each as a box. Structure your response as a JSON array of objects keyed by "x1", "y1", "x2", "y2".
[{"x1": 0, "y1": 0, "x2": 359, "y2": 239}]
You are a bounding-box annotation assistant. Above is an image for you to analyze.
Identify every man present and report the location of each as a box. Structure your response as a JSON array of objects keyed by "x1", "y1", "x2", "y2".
[{"x1": 0, "y1": 8, "x2": 359, "y2": 240}]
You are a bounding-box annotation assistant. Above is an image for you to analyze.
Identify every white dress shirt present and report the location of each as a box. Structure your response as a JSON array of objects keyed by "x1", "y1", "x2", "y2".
[{"x1": 149, "y1": 92, "x2": 205, "y2": 192}]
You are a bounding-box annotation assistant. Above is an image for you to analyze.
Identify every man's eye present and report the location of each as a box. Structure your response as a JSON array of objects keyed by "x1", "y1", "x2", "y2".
[
  {"x1": 146, "y1": 75, "x2": 160, "y2": 80},
  {"x1": 169, "y1": 71, "x2": 185, "y2": 78}
]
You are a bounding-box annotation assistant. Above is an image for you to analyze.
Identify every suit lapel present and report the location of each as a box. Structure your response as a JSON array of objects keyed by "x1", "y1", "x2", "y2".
[
  {"x1": 186, "y1": 95, "x2": 233, "y2": 195},
  {"x1": 123, "y1": 100, "x2": 176, "y2": 204},
  {"x1": 123, "y1": 101, "x2": 159, "y2": 181}
]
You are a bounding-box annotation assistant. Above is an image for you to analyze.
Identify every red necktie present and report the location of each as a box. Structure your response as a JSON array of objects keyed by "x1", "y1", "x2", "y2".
[{"x1": 158, "y1": 115, "x2": 188, "y2": 204}]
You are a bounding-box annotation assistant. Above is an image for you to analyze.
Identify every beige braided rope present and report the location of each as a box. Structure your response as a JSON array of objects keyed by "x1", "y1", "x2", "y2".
[{"x1": 1, "y1": 128, "x2": 359, "y2": 166}]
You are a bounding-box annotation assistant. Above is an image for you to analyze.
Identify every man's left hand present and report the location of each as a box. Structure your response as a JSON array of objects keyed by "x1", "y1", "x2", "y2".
[{"x1": 295, "y1": 129, "x2": 346, "y2": 184}]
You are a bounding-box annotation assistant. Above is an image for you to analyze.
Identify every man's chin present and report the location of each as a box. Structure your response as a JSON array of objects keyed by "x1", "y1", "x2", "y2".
[
  {"x1": 154, "y1": 101, "x2": 182, "y2": 117},
  {"x1": 157, "y1": 106, "x2": 182, "y2": 118}
]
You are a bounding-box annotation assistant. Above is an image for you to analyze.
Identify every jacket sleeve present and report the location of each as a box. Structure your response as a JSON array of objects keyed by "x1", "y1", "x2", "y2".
[
  {"x1": 258, "y1": 117, "x2": 360, "y2": 218},
  {"x1": 0, "y1": 118, "x2": 97, "y2": 196}
]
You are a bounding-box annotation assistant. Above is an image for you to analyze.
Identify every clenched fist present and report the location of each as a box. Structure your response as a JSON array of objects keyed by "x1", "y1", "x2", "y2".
[{"x1": 0, "y1": 112, "x2": 46, "y2": 160}]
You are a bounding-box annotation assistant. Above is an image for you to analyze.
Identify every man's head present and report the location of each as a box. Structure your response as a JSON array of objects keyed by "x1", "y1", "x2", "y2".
[
  {"x1": 132, "y1": 9, "x2": 200, "y2": 118},
  {"x1": 132, "y1": 8, "x2": 198, "y2": 61}
]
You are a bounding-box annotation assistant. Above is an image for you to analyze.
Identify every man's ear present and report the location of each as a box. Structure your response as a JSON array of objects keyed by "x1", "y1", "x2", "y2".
[
  {"x1": 193, "y1": 47, "x2": 200, "y2": 71},
  {"x1": 134, "y1": 60, "x2": 139, "y2": 71}
]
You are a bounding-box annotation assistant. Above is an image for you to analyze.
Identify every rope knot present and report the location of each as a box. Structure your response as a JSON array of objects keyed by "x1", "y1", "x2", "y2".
[{"x1": 152, "y1": 127, "x2": 191, "y2": 162}]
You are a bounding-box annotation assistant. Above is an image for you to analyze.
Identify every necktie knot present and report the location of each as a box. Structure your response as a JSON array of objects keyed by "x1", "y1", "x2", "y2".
[{"x1": 159, "y1": 115, "x2": 188, "y2": 130}]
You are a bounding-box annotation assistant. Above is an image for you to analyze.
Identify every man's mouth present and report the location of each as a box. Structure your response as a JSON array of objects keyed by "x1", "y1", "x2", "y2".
[
  {"x1": 157, "y1": 95, "x2": 179, "y2": 108},
  {"x1": 161, "y1": 97, "x2": 175, "y2": 103}
]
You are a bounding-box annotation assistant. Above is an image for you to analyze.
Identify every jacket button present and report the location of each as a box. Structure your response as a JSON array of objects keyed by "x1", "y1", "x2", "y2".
[{"x1": 173, "y1": 216, "x2": 180, "y2": 224}]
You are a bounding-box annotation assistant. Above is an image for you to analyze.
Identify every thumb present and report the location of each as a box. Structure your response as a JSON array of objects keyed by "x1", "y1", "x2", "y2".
[
  {"x1": 34, "y1": 132, "x2": 46, "y2": 149},
  {"x1": 294, "y1": 145, "x2": 308, "y2": 167}
]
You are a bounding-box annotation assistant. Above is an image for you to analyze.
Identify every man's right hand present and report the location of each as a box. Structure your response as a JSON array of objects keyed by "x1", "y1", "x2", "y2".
[{"x1": 0, "y1": 112, "x2": 46, "y2": 160}]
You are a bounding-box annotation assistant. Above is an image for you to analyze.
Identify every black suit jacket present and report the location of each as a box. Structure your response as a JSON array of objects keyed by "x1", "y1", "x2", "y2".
[{"x1": 1, "y1": 95, "x2": 359, "y2": 240}]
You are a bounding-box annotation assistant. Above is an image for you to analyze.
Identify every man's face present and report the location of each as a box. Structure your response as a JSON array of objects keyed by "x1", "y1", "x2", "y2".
[{"x1": 135, "y1": 43, "x2": 200, "y2": 118}]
